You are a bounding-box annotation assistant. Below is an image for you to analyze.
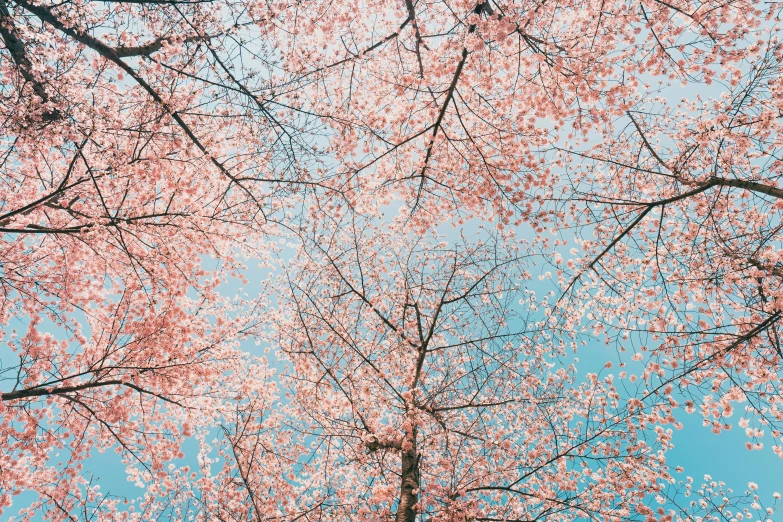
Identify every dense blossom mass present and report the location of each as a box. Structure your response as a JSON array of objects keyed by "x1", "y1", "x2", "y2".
[{"x1": 0, "y1": 0, "x2": 781, "y2": 520}]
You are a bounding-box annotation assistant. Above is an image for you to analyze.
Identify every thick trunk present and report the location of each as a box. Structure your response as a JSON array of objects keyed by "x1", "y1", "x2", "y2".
[{"x1": 395, "y1": 428, "x2": 419, "y2": 522}]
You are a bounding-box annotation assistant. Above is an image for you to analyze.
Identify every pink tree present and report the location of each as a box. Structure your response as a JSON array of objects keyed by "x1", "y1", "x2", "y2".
[
  {"x1": 269, "y1": 216, "x2": 687, "y2": 522},
  {"x1": 267, "y1": 0, "x2": 783, "y2": 485},
  {"x1": 1, "y1": 0, "x2": 781, "y2": 518}
]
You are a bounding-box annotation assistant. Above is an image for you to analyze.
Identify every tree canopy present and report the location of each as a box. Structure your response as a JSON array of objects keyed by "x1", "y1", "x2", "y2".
[{"x1": 0, "y1": 0, "x2": 781, "y2": 520}]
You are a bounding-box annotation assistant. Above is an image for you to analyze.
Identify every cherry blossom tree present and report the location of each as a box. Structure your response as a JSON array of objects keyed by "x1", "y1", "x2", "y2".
[
  {"x1": 269, "y1": 216, "x2": 685, "y2": 522},
  {"x1": 1, "y1": 0, "x2": 782, "y2": 519},
  {"x1": 266, "y1": 0, "x2": 783, "y2": 471}
]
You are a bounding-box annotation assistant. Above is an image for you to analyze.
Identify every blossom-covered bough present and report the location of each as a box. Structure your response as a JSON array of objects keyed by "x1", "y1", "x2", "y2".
[
  {"x1": 555, "y1": 16, "x2": 783, "y2": 457},
  {"x1": 0, "y1": 0, "x2": 782, "y2": 519},
  {"x1": 0, "y1": 0, "x2": 308, "y2": 516}
]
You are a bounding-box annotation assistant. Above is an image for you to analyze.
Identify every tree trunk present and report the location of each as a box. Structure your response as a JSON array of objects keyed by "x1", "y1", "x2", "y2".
[{"x1": 395, "y1": 428, "x2": 419, "y2": 522}]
